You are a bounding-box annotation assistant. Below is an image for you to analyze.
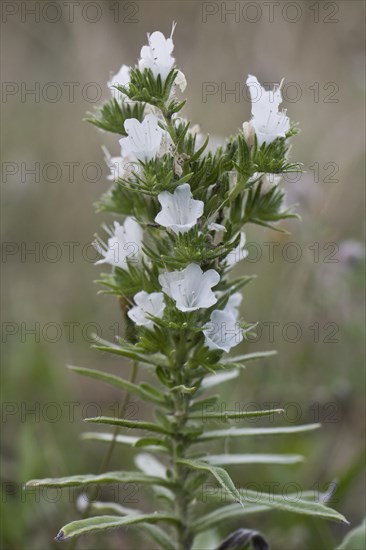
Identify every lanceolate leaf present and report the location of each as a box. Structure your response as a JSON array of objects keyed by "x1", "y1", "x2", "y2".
[
  {"x1": 197, "y1": 423, "x2": 321, "y2": 442},
  {"x1": 90, "y1": 503, "x2": 176, "y2": 550},
  {"x1": 90, "y1": 502, "x2": 140, "y2": 516},
  {"x1": 193, "y1": 503, "x2": 269, "y2": 533},
  {"x1": 243, "y1": 489, "x2": 349, "y2": 524},
  {"x1": 199, "y1": 369, "x2": 240, "y2": 391},
  {"x1": 67, "y1": 365, "x2": 166, "y2": 405},
  {"x1": 92, "y1": 337, "x2": 168, "y2": 367},
  {"x1": 190, "y1": 408, "x2": 284, "y2": 421},
  {"x1": 26, "y1": 471, "x2": 171, "y2": 489},
  {"x1": 81, "y1": 432, "x2": 139, "y2": 446},
  {"x1": 194, "y1": 490, "x2": 349, "y2": 532},
  {"x1": 203, "y1": 454, "x2": 304, "y2": 465},
  {"x1": 177, "y1": 459, "x2": 242, "y2": 505},
  {"x1": 222, "y1": 350, "x2": 278, "y2": 365},
  {"x1": 84, "y1": 416, "x2": 170, "y2": 435},
  {"x1": 55, "y1": 513, "x2": 179, "y2": 541}
]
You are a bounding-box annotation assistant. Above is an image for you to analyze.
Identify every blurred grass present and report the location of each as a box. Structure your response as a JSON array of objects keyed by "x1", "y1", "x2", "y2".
[{"x1": 1, "y1": 1, "x2": 365, "y2": 548}]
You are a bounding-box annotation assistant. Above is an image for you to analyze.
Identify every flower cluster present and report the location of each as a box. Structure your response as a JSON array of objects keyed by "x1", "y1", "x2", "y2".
[{"x1": 94, "y1": 28, "x2": 297, "y2": 356}]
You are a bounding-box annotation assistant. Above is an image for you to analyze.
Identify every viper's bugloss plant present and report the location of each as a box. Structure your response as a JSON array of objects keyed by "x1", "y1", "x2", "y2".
[{"x1": 26, "y1": 25, "x2": 348, "y2": 549}]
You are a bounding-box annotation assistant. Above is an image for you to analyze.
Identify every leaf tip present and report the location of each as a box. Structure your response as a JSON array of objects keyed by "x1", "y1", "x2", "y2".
[{"x1": 55, "y1": 530, "x2": 67, "y2": 542}]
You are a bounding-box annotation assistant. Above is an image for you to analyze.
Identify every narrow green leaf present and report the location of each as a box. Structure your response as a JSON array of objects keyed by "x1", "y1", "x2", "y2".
[
  {"x1": 84, "y1": 416, "x2": 170, "y2": 434},
  {"x1": 177, "y1": 459, "x2": 242, "y2": 505},
  {"x1": 81, "y1": 432, "x2": 138, "y2": 446},
  {"x1": 222, "y1": 350, "x2": 278, "y2": 365},
  {"x1": 197, "y1": 488, "x2": 348, "y2": 525},
  {"x1": 200, "y1": 369, "x2": 240, "y2": 391},
  {"x1": 239, "y1": 490, "x2": 349, "y2": 524},
  {"x1": 197, "y1": 423, "x2": 321, "y2": 442},
  {"x1": 93, "y1": 339, "x2": 167, "y2": 367},
  {"x1": 26, "y1": 471, "x2": 171, "y2": 489},
  {"x1": 67, "y1": 365, "x2": 166, "y2": 405},
  {"x1": 203, "y1": 454, "x2": 304, "y2": 465},
  {"x1": 193, "y1": 503, "x2": 269, "y2": 533},
  {"x1": 133, "y1": 437, "x2": 169, "y2": 450},
  {"x1": 90, "y1": 501, "x2": 140, "y2": 516},
  {"x1": 190, "y1": 408, "x2": 284, "y2": 421},
  {"x1": 55, "y1": 513, "x2": 179, "y2": 541}
]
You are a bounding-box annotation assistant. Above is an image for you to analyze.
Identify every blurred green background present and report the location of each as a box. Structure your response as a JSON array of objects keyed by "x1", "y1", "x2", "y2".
[{"x1": 1, "y1": 1, "x2": 365, "y2": 548}]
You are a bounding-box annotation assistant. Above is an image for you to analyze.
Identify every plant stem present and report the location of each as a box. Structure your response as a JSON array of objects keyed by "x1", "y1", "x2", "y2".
[{"x1": 170, "y1": 331, "x2": 194, "y2": 550}]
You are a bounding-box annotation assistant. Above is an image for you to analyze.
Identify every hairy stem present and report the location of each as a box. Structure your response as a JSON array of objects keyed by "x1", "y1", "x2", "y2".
[{"x1": 169, "y1": 331, "x2": 194, "y2": 550}]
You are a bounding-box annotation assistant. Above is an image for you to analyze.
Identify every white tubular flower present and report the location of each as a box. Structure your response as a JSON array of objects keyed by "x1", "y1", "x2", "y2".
[
  {"x1": 138, "y1": 26, "x2": 175, "y2": 81},
  {"x1": 107, "y1": 64, "x2": 130, "y2": 102},
  {"x1": 223, "y1": 292, "x2": 243, "y2": 320},
  {"x1": 174, "y1": 70, "x2": 187, "y2": 92},
  {"x1": 226, "y1": 232, "x2": 248, "y2": 267},
  {"x1": 203, "y1": 309, "x2": 243, "y2": 352},
  {"x1": 155, "y1": 184, "x2": 204, "y2": 234},
  {"x1": 127, "y1": 291, "x2": 166, "y2": 329},
  {"x1": 95, "y1": 217, "x2": 143, "y2": 270},
  {"x1": 102, "y1": 146, "x2": 134, "y2": 181},
  {"x1": 159, "y1": 263, "x2": 220, "y2": 312},
  {"x1": 242, "y1": 121, "x2": 256, "y2": 147},
  {"x1": 246, "y1": 74, "x2": 290, "y2": 146},
  {"x1": 120, "y1": 114, "x2": 164, "y2": 162}
]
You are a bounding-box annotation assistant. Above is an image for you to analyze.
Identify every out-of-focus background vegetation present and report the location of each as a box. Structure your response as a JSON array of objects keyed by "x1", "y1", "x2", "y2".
[{"x1": 1, "y1": 1, "x2": 365, "y2": 548}]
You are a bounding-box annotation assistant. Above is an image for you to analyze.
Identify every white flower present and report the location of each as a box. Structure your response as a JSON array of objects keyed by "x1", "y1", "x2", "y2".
[
  {"x1": 246, "y1": 74, "x2": 290, "y2": 146},
  {"x1": 249, "y1": 171, "x2": 282, "y2": 194},
  {"x1": 158, "y1": 130, "x2": 174, "y2": 157},
  {"x1": 155, "y1": 184, "x2": 204, "y2": 234},
  {"x1": 120, "y1": 114, "x2": 165, "y2": 162},
  {"x1": 159, "y1": 263, "x2": 220, "y2": 312},
  {"x1": 95, "y1": 217, "x2": 143, "y2": 270},
  {"x1": 138, "y1": 26, "x2": 175, "y2": 81},
  {"x1": 223, "y1": 292, "x2": 243, "y2": 319},
  {"x1": 108, "y1": 64, "x2": 130, "y2": 102},
  {"x1": 242, "y1": 121, "x2": 256, "y2": 147},
  {"x1": 102, "y1": 146, "x2": 134, "y2": 181},
  {"x1": 203, "y1": 308, "x2": 243, "y2": 352},
  {"x1": 174, "y1": 70, "x2": 187, "y2": 92},
  {"x1": 127, "y1": 291, "x2": 165, "y2": 329},
  {"x1": 226, "y1": 232, "x2": 248, "y2": 267}
]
